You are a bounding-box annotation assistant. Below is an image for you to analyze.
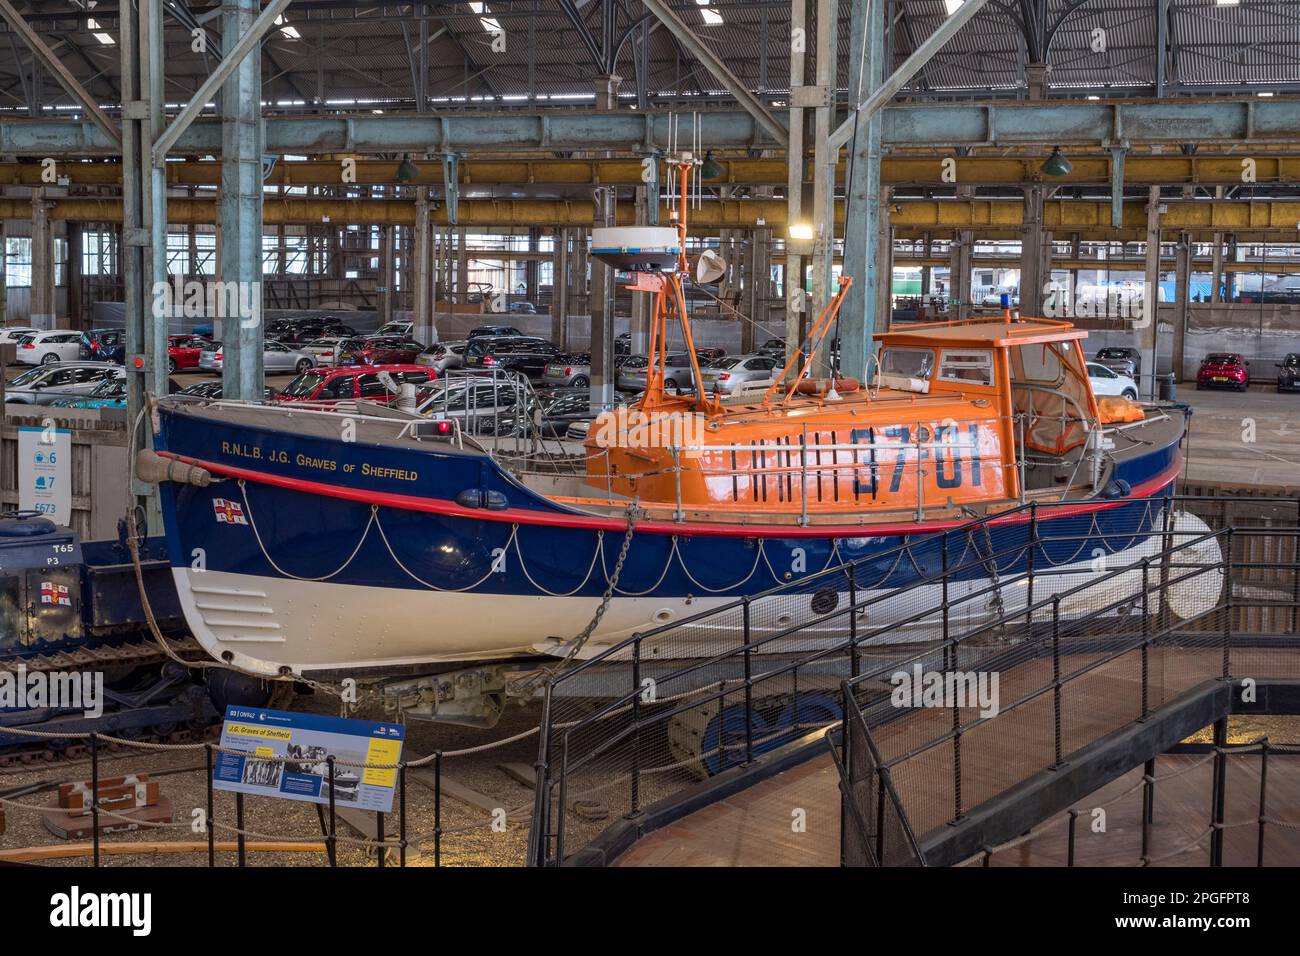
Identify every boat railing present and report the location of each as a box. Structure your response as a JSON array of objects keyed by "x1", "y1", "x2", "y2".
[{"x1": 582, "y1": 410, "x2": 1105, "y2": 520}]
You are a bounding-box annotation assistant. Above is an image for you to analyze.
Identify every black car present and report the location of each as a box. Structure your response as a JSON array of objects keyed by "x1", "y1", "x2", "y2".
[
  {"x1": 467, "y1": 325, "x2": 524, "y2": 339},
  {"x1": 494, "y1": 387, "x2": 635, "y2": 439},
  {"x1": 463, "y1": 335, "x2": 561, "y2": 379},
  {"x1": 79, "y1": 328, "x2": 125, "y2": 364},
  {"x1": 177, "y1": 381, "x2": 279, "y2": 400},
  {"x1": 1277, "y1": 353, "x2": 1300, "y2": 393},
  {"x1": 1095, "y1": 346, "x2": 1141, "y2": 379},
  {"x1": 758, "y1": 337, "x2": 786, "y2": 359},
  {"x1": 267, "y1": 318, "x2": 358, "y2": 344}
]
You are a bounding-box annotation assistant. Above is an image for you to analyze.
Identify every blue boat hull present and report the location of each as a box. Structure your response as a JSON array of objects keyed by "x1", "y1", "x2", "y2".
[{"x1": 154, "y1": 403, "x2": 1187, "y2": 676}]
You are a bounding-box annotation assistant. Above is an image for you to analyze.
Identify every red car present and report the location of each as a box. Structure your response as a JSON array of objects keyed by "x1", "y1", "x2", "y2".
[
  {"x1": 1196, "y1": 353, "x2": 1250, "y2": 391},
  {"x1": 337, "y1": 336, "x2": 424, "y2": 366},
  {"x1": 167, "y1": 334, "x2": 212, "y2": 372},
  {"x1": 275, "y1": 364, "x2": 433, "y2": 405}
]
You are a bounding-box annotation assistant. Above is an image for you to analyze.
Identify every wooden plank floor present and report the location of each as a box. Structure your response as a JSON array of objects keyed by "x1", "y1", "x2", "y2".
[
  {"x1": 614, "y1": 755, "x2": 841, "y2": 867},
  {"x1": 615, "y1": 750, "x2": 1300, "y2": 867},
  {"x1": 612, "y1": 645, "x2": 1300, "y2": 867}
]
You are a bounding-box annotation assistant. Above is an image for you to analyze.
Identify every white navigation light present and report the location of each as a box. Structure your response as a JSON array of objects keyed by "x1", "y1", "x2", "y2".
[{"x1": 591, "y1": 226, "x2": 682, "y2": 272}]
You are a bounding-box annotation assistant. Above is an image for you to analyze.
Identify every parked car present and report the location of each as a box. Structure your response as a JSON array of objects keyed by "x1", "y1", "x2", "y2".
[
  {"x1": 467, "y1": 325, "x2": 523, "y2": 339},
  {"x1": 507, "y1": 301, "x2": 537, "y2": 315},
  {"x1": 542, "y1": 352, "x2": 591, "y2": 388},
  {"x1": 275, "y1": 364, "x2": 432, "y2": 405},
  {"x1": 463, "y1": 336, "x2": 560, "y2": 379},
  {"x1": 199, "y1": 340, "x2": 316, "y2": 374},
  {"x1": 617, "y1": 353, "x2": 697, "y2": 393},
  {"x1": 1277, "y1": 353, "x2": 1300, "y2": 393},
  {"x1": 301, "y1": 335, "x2": 351, "y2": 368},
  {"x1": 493, "y1": 387, "x2": 623, "y2": 439},
  {"x1": 700, "y1": 353, "x2": 780, "y2": 396},
  {"x1": 1094, "y1": 346, "x2": 1142, "y2": 380},
  {"x1": 78, "y1": 328, "x2": 126, "y2": 364},
  {"x1": 416, "y1": 341, "x2": 467, "y2": 374},
  {"x1": 0, "y1": 326, "x2": 38, "y2": 349},
  {"x1": 416, "y1": 376, "x2": 524, "y2": 433},
  {"x1": 177, "y1": 381, "x2": 279, "y2": 401},
  {"x1": 5, "y1": 362, "x2": 122, "y2": 404},
  {"x1": 47, "y1": 376, "x2": 128, "y2": 409},
  {"x1": 695, "y1": 346, "x2": 727, "y2": 365},
  {"x1": 166, "y1": 334, "x2": 212, "y2": 372},
  {"x1": 375, "y1": 320, "x2": 419, "y2": 339},
  {"x1": 1086, "y1": 361, "x2": 1139, "y2": 400},
  {"x1": 337, "y1": 336, "x2": 425, "y2": 366},
  {"x1": 1196, "y1": 353, "x2": 1250, "y2": 391},
  {"x1": 615, "y1": 331, "x2": 632, "y2": 356},
  {"x1": 265, "y1": 317, "x2": 357, "y2": 344},
  {"x1": 15, "y1": 330, "x2": 84, "y2": 365},
  {"x1": 758, "y1": 337, "x2": 786, "y2": 359}
]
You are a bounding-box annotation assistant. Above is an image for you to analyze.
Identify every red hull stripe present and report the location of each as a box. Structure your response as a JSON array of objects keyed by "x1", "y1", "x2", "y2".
[{"x1": 157, "y1": 450, "x2": 1181, "y2": 539}]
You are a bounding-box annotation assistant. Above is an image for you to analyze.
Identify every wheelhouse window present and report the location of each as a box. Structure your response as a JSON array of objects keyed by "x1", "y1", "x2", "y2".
[
  {"x1": 936, "y1": 349, "x2": 993, "y2": 386},
  {"x1": 879, "y1": 347, "x2": 934, "y2": 379}
]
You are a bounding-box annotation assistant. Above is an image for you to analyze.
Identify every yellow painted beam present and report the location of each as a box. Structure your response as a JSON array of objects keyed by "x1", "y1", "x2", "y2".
[
  {"x1": 8, "y1": 153, "x2": 1300, "y2": 188},
  {"x1": 5, "y1": 196, "x2": 1300, "y2": 233}
]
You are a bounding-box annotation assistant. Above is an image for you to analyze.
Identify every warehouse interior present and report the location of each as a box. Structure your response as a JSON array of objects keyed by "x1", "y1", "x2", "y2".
[{"x1": 0, "y1": 2, "x2": 1298, "y2": 410}]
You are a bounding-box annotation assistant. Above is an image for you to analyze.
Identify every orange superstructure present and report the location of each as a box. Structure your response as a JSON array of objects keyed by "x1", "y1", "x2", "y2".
[{"x1": 575, "y1": 156, "x2": 1128, "y2": 525}]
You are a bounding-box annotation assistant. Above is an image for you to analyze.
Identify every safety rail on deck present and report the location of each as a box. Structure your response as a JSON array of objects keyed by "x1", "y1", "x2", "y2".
[{"x1": 832, "y1": 515, "x2": 1300, "y2": 867}]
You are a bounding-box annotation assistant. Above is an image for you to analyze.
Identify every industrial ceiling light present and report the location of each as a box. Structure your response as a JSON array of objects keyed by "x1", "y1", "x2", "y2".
[
  {"x1": 1041, "y1": 146, "x2": 1073, "y2": 177},
  {"x1": 700, "y1": 151, "x2": 724, "y2": 178},
  {"x1": 396, "y1": 155, "x2": 419, "y2": 183},
  {"x1": 788, "y1": 222, "x2": 815, "y2": 241}
]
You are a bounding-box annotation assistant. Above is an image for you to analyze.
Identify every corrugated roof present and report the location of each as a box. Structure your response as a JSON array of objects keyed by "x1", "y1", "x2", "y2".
[{"x1": 8, "y1": 1, "x2": 1300, "y2": 114}]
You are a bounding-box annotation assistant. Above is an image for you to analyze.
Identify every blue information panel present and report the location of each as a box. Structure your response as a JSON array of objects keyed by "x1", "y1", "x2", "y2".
[{"x1": 212, "y1": 706, "x2": 406, "y2": 813}]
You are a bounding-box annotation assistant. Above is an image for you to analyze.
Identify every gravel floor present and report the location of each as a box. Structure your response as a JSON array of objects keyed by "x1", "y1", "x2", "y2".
[{"x1": 0, "y1": 690, "x2": 547, "y2": 868}]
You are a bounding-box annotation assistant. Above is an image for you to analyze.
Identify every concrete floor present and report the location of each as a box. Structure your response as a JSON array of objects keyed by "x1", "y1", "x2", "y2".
[
  {"x1": 6, "y1": 363, "x2": 1299, "y2": 490},
  {"x1": 1179, "y1": 384, "x2": 1300, "y2": 489}
]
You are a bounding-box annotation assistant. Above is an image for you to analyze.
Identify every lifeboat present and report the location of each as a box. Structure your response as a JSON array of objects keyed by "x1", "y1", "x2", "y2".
[{"x1": 146, "y1": 155, "x2": 1190, "y2": 681}]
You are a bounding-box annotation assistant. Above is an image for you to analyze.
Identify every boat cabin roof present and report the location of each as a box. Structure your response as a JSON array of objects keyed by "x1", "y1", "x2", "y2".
[{"x1": 875, "y1": 317, "x2": 1087, "y2": 348}]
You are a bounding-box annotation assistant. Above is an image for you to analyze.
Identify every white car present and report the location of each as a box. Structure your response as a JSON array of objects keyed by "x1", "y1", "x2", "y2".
[
  {"x1": 302, "y1": 336, "x2": 350, "y2": 367},
  {"x1": 1087, "y1": 361, "x2": 1139, "y2": 400},
  {"x1": 0, "y1": 326, "x2": 39, "y2": 349},
  {"x1": 5, "y1": 362, "x2": 122, "y2": 405},
  {"x1": 376, "y1": 320, "x2": 429, "y2": 341},
  {"x1": 15, "y1": 329, "x2": 83, "y2": 365}
]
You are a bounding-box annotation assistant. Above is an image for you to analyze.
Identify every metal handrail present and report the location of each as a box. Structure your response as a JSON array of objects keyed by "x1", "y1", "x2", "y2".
[{"x1": 529, "y1": 493, "x2": 1300, "y2": 865}]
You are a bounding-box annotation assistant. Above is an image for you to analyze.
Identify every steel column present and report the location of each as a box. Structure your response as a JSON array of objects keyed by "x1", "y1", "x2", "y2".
[
  {"x1": 1140, "y1": 186, "x2": 1162, "y2": 399},
  {"x1": 219, "y1": 0, "x2": 266, "y2": 401},
  {"x1": 413, "y1": 186, "x2": 433, "y2": 343},
  {"x1": 1173, "y1": 231, "x2": 1191, "y2": 381},
  {"x1": 809, "y1": 0, "x2": 839, "y2": 379},
  {"x1": 28, "y1": 189, "x2": 54, "y2": 328},
  {"x1": 841, "y1": 0, "x2": 885, "y2": 380}
]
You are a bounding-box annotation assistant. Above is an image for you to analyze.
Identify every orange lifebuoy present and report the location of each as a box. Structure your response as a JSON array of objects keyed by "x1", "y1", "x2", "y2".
[{"x1": 795, "y1": 376, "x2": 861, "y2": 396}]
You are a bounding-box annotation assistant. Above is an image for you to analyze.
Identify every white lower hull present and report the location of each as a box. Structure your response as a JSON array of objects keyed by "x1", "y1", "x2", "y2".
[{"x1": 171, "y1": 513, "x2": 1220, "y2": 678}]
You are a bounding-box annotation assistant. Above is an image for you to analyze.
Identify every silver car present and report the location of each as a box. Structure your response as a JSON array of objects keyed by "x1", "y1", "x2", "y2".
[
  {"x1": 5, "y1": 361, "x2": 122, "y2": 405},
  {"x1": 416, "y1": 340, "x2": 467, "y2": 373},
  {"x1": 699, "y1": 353, "x2": 780, "y2": 396},
  {"x1": 542, "y1": 352, "x2": 591, "y2": 388},
  {"x1": 417, "y1": 376, "x2": 525, "y2": 434},
  {"x1": 616, "y1": 353, "x2": 697, "y2": 393},
  {"x1": 302, "y1": 336, "x2": 351, "y2": 367},
  {"x1": 199, "y1": 340, "x2": 316, "y2": 374}
]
